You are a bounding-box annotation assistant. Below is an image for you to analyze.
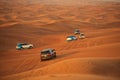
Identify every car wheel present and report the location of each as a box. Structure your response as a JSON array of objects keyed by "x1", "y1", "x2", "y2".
[
  {"x1": 29, "y1": 46, "x2": 33, "y2": 49},
  {"x1": 41, "y1": 59, "x2": 44, "y2": 61},
  {"x1": 19, "y1": 47, "x2": 23, "y2": 50},
  {"x1": 54, "y1": 55, "x2": 56, "y2": 57},
  {"x1": 54, "y1": 53, "x2": 56, "y2": 58},
  {"x1": 16, "y1": 48, "x2": 21, "y2": 50}
]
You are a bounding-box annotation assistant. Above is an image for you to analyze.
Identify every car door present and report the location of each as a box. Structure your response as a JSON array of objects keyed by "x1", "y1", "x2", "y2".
[
  {"x1": 22, "y1": 44, "x2": 28, "y2": 48},
  {"x1": 50, "y1": 50, "x2": 55, "y2": 57}
]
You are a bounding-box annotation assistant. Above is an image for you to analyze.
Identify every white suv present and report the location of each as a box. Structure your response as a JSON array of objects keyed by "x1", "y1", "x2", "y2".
[
  {"x1": 16, "y1": 43, "x2": 33, "y2": 50},
  {"x1": 79, "y1": 33, "x2": 85, "y2": 39}
]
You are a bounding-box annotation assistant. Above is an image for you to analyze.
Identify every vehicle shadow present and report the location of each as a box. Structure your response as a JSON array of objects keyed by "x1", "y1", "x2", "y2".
[
  {"x1": 55, "y1": 50, "x2": 79, "y2": 59},
  {"x1": 40, "y1": 50, "x2": 79, "y2": 62}
]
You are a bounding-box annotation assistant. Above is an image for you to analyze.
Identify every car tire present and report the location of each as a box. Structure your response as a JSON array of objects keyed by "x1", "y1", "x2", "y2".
[
  {"x1": 54, "y1": 53, "x2": 56, "y2": 58},
  {"x1": 16, "y1": 48, "x2": 21, "y2": 50},
  {"x1": 29, "y1": 46, "x2": 33, "y2": 49},
  {"x1": 19, "y1": 47, "x2": 23, "y2": 50}
]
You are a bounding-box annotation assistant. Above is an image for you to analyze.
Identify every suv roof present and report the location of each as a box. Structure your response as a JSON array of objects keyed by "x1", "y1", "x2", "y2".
[{"x1": 41, "y1": 48, "x2": 54, "y2": 52}]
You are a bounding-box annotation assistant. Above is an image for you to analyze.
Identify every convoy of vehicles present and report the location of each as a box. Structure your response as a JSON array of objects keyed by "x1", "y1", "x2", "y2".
[
  {"x1": 66, "y1": 29, "x2": 85, "y2": 41},
  {"x1": 16, "y1": 29, "x2": 85, "y2": 61}
]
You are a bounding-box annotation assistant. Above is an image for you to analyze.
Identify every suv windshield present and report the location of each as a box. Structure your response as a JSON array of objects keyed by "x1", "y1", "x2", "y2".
[{"x1": 41, "y1": 51, "x2": 50, "y2": 54}]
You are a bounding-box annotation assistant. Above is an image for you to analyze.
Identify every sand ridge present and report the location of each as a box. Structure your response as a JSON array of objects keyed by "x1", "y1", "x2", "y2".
[{"x1": 0, "y1": 0, "x2": 120, "y2": 80}]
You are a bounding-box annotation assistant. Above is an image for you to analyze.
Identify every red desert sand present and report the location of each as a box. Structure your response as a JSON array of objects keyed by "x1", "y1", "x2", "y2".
[{"x1": 0, "y1": 0, "x2": 120, "y2": 80}]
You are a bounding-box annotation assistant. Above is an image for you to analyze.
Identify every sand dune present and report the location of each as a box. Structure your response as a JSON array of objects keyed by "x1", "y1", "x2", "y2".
[
  {"x1": 21, "y1": 74, "x2": 119, "y2": 80},
  {"x1": 2, "y1": 58, "x2": 120, "y2": 80},
  {"x1": 33, "y1": 58, "x2": 120, "y2": 76},
  {"x1": 0, "y1": 1, "x2": 120, "y2": 80}
]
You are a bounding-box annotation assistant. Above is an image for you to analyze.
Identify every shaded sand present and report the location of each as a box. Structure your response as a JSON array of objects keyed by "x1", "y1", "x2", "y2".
[
  {"x1": 1, "y1": 58, "x2": 120, "y2": 80},
  {"x1": 21, "y1": 74, "x2": 119, "y2": 80}
]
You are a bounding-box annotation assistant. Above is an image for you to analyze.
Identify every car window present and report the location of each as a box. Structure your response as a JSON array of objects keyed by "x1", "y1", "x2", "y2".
[
  {"x1": 67, "y1": 36, "x2": 75, "y2": 38},
  {"x1": 17, "y1": 44, "x2": 22, "y2": 46},
  {"x1": 41, "y1": 51, "x2": 50, "y2": 54},
  {"x1": 52, "y1": 49, "x2": 55, "y2": 52},
  {"x1": 22, "y1": 43, "x2": 27, "y2": 45}
]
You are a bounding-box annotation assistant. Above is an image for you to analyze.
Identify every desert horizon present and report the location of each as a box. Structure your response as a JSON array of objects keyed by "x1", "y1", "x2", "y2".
[{"x1": 0, "y1": 0, "x2": 120, "y2": 80}]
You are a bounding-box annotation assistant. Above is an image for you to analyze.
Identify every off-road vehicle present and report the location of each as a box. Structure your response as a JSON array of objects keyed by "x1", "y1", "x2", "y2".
[{"x1": 41, "y1": 48, "x2": 56, "y2": 61}]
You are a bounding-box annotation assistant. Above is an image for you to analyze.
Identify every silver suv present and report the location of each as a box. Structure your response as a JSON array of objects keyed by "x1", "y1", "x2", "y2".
[
  {"x1": 74, "y1": 29, "x2": 80, "y2": 35},
  {"x1": 41, "y1": 48, "x2": 56, "y2": 61},
  {"x1": 16, "y1": 43, "x2": 33, "y2": 50}
]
